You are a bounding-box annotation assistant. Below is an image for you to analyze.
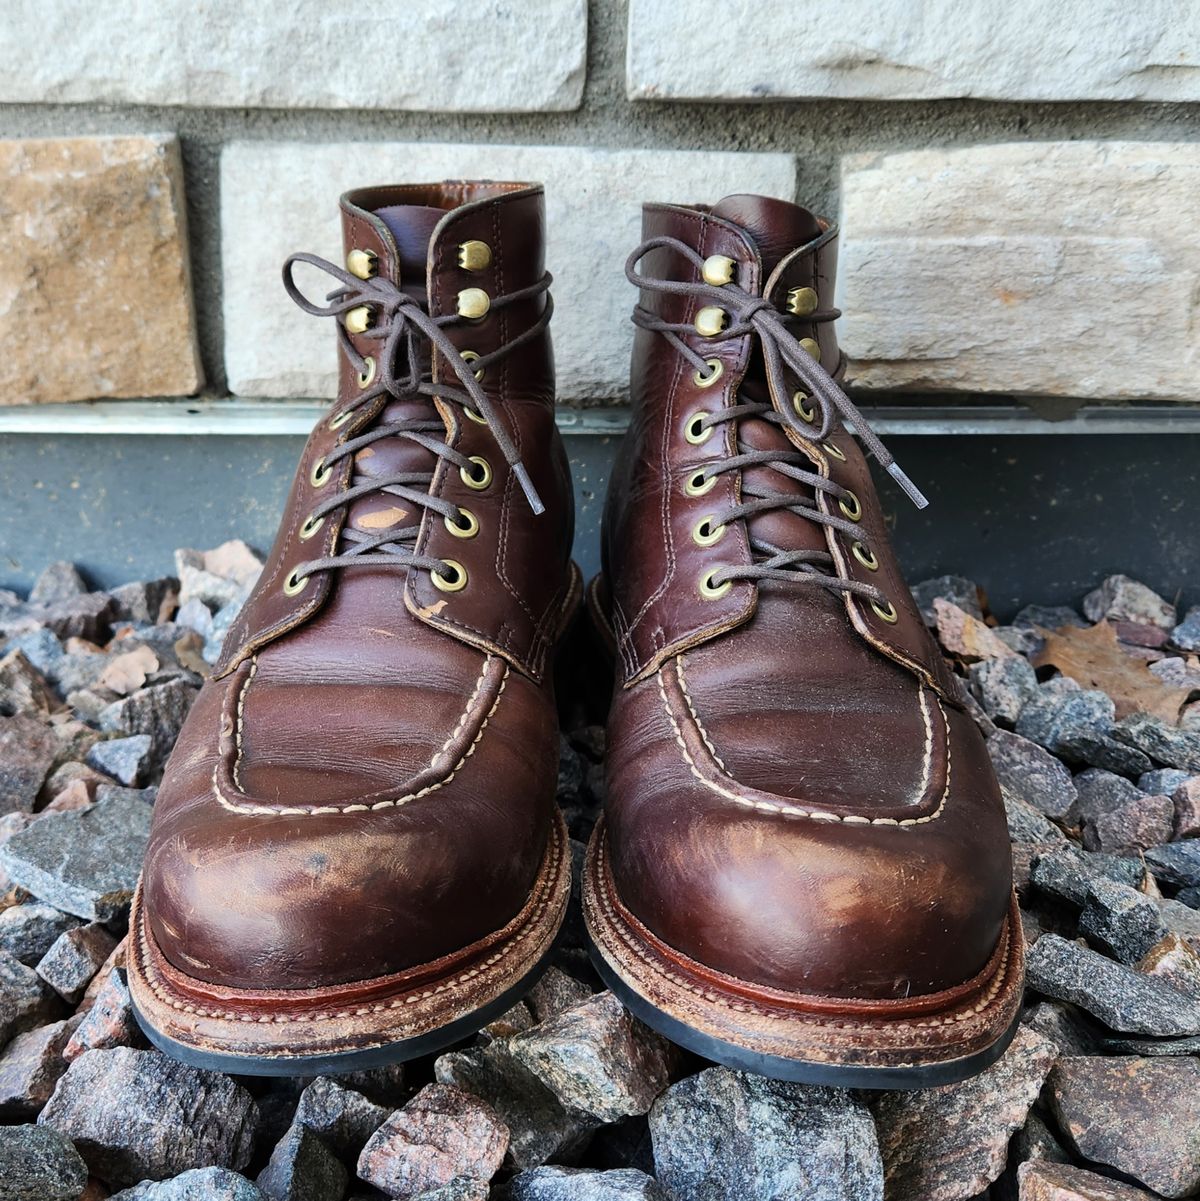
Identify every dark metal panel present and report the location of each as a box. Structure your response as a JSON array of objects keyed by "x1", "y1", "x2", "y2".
[{"x1": 1, "y1": 431, "x2": 1196, "y2": 620}]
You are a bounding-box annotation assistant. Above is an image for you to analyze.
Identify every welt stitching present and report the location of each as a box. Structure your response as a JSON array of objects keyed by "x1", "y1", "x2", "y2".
[
  {"x1": 593, "y1": 839, "x2": 1012, "y2": 1031},
  {"x1": 136, "y1": 822, "x2": 566, "y2": 1025}
]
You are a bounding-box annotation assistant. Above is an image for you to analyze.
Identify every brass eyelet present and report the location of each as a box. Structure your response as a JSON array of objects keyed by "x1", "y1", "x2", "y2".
[
  {"x1": 283, "y1": 568, "x2": 309, "y2": 596},
  {"x1": 458, "y1": 240, "x2": 492, "y2": 272},
  {"x1": 692, "y1": 516, "x2": 725, "y2": 547},
  {"x1": 357, "y1": 356, "x2": 376, "y2": 389},
  {"x1": 699, "y1": 568, "x2": 732, "y2": 600},
  {"x1": 839, "y1": 490, "x2": 863, "y2": 522},
  {"x1": 799, "y1": 337, "x2": 821, "y2": 360},
  {"x1": 298, "y1": 513, "x2": 325, "y2": 541},
  {"x1": 793, "y1": 391, "x2": 816, "y2": 424},
  {"x1": 328, "y1": 408, "x2": 354, "y2": 431},
  {"x1": 346, "y1": 248, "x2": 378, "y2": 280},
  {"x1": 444, "y1": 507, "x2": 479, "y2": 539},
  {"x1": 460, "y1": 456, "x2": 492, "y2": 491},
  {"x1": 871, "y1": 598, "x2": 899, "y2": 624},
  {"x1": 851, "y1": 541, "x2": 879, "y2": 571},
  {"x1": 786, "y1": 286, "x2": 819, "y2": 317},
  {"x1": 344, "y1": 305, "x2": 374, "y2": 335},
  {"x1": 684, "y1": 469, "x2": 717, "y2": 498},
  {"x1": 431, "y1": 560, "x2": 468, "y2": 593},
  {"x1": 310, "y1": 458, "x2": 333, "y2": 488},
  {"x1": 701, "y1": 255, "x2": 736, "y2": 286},
  {"x1": 694, "y1": 306, "x2": 728, "y2": 338},
  {"x1": 693, "y1": 358, "x2": 724, "y2": 388},
  {"x1": 456, "y1": 288, "x2": 491, "y2": 320},
  {"x1": 823, "y1": 441, "x2": 846, "y2": 461},
  {"x1": 463, "y1": 404, "x2": 488, "y2": 425},
  {"x1": 684, "y1": 412, "x2": 713, "y2": 446},
  {"x1": 460, "y1": 349, "x2": 485, "y2": 382}
]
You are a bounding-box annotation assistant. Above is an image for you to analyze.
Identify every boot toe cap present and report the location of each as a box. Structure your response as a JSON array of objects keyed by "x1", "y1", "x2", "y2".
[
  {"x1": 605, "y1": 677, "x2": 1013, "y2": 1002},
  {"x1": 141, "y1": 670, "x2": 556, "y2": 992}
]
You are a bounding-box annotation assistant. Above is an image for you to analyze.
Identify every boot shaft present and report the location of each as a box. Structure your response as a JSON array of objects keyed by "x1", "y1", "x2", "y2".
[
  {"x1": 215, "y1": 183, "x2": 575, "y2": 684},
  {"x1": 601, "y1": 193, "x2": 958, "y2": 694}
]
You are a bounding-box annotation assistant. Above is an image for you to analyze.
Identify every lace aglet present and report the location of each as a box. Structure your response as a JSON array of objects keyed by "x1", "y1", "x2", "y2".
[
  {"x1": 513, "y1": 463, "x2": 546, "y2": 516},
  {"x1": 887, "y1": 463, "x2": 929, "y2": 510}
]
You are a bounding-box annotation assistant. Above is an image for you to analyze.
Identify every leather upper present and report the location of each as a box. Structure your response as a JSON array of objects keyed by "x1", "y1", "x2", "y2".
[
  {"x1": 599, "y1": 195, "x2": 1013, "y2": 1002},
  {"x1": 143, "y1": 183, "x2": 574, "y2": 991}
]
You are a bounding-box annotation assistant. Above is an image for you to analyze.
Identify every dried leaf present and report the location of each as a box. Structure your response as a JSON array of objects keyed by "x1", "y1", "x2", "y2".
[
  {"x1": 358, "y1": 506, "x2": 408, "y2": 531},
  {"x1": 97, "y1": 645, "x2": 159, "y2": 696},
  {"x1": 1034, "y1": 620, "x2": 1193, "y2": 724},
  {"x1": 173, "y1": 631, "x2": 209, "y2": 677}
]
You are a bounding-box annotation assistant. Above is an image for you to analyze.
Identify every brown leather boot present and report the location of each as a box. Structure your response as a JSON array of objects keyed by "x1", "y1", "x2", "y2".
[
  {"x1": 582, "y1": 195, "x2": 1023, "y2": 1087},
  {"x1": 128, "y1": 183, "x2": 577, "y2": 1074}
]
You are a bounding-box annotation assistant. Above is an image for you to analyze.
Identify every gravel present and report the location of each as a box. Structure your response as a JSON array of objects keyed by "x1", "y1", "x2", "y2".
[
  {"x1": 1048, "y1": 1056, "x2": 1200, "y2": 1197},
  {"x1": 0, "y1": 1121, "x2": 89, "y2": 1201},
  {"x1": 0, "y1": 557, "x2": 1197, "y2": 1200},
  {"x1": 1026, "y1": 935, "x2": 1200, "y2": 1036},
  {"x1": 37, "y1": 1047, "x2": 259, "y2": 1187},
  {"x1": 650, "y1": 1067, "x2": 883, "y2": 1201},
  {"x1": 0, "y1": 787, "x2": 152, "y2": 920},
  {"x1": 871, "y1": 1026, "x2": 1058, "y2": 1201}
]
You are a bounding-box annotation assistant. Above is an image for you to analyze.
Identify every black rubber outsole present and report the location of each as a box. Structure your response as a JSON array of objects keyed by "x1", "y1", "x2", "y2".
[
  {"x1": 588, "y1": 938, "x2": 1021, "y2": 1090},
  {"x1": 131, "y1": 946, "x2": 556, "y2": 1078}
]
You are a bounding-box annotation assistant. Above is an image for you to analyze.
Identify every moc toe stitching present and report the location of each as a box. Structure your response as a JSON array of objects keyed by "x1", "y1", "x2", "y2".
[
  {"x1": 212, "y1": 653, "x2": 508, "y2": 815},
  {"x1": 663, "y1": 655, "x2": 950, "y2": 825}
]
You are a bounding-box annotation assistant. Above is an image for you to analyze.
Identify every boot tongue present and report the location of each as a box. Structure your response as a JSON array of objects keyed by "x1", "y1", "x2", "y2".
[
  {"x1": 373, "y1": 204, "x2": 444, "y2": 301},
  {"x1": 710, "y1": 195, "x2": 829, "y2": 558},
  {"x1": 337, "y1": 203, "x2": 447, "y2": 554},
  {"x1": 709, "y1": 194, "x2": 822, "y2": 276}
]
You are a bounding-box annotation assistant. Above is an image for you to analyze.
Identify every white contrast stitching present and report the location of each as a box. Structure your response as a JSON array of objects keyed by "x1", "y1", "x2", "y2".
[
  {"x1": 431, "y1": 656, "x2": 493, "y2": 771},
  {"x1": 660, "y1": 657, "x2": 951, "y2": 826},
  {"x1": 675, "y1": 660, "x2": 728, "y2": 771},
  {"x1": 590, "y1": 836, "x2": 1014, "y2": 1031},
  {"x1": 231, "y1": 655, "x2": 259, "y2": 791},
  {"x1": 133, "y1": 819, "x2": 567, "y2": 1025},
  {"x1": 214, "y1": 657, "x2": 508, "y2": 815}
]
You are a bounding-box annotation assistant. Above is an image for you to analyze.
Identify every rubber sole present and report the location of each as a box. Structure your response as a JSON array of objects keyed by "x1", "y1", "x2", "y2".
[
  {"x1": 583, "y1": 821, "x2": 1026, "y2": 1090},
  {"x1": 589, "y1": 941, "x2": 1020, "y2": 1088},
  {"x1": 128, "y1": 811, "x2": 571, "y2": 1077},
  {"x1": 131, "y1": 946, "x2": 557, "y2": 1077}
]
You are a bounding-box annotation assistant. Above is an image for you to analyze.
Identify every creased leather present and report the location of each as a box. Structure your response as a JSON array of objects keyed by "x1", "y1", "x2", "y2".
[
  {"x1": 598, "y1": 196, "x2": 1013, "y2": 1003},
  {"x1": 143, "y1": 182, "x2": 574, "y2": 991}
]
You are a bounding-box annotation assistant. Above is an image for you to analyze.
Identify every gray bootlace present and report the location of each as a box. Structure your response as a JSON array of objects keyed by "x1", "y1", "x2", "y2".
[
  {"x1": 627, "y1": 236, "x2": 926, "y2": 598},
  {"x1": 281, "y1": 253, "x2": 551, "y2": 586}
]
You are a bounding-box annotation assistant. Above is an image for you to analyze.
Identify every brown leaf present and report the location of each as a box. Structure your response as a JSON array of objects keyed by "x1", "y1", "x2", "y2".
[
  {"x1": 1034, "y1": 620, "x2": 1193, "y2": 724},
  {"x1": 358, "y1": 505, "x2": 408, "y2": 531},
  {"x1": 97, "y1": 645, "x2": 159, "y2": 696},
  {"x1": 174, "y1": 630, "x2": 209, "y2": 677}
]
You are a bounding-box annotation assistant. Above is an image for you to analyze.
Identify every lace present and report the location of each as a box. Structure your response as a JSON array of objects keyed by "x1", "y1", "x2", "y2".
[
  {"x1": 627, "y1": 235, "x2": 926, "y2": 599},
  {"x1": 280, "y1": 253, "x2": 551, "y2": 586}
]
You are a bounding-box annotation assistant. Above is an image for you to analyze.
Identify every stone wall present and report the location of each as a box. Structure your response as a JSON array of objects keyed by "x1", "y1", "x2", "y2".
[{"x1": 0, "y1": 0, "x2": 1197, "y2": 409}]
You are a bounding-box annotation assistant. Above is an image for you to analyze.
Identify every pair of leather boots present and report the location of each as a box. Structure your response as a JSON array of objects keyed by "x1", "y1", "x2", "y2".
[{"x1": 128, "y1": 181, "x2": 1023, "y2": 1089}]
